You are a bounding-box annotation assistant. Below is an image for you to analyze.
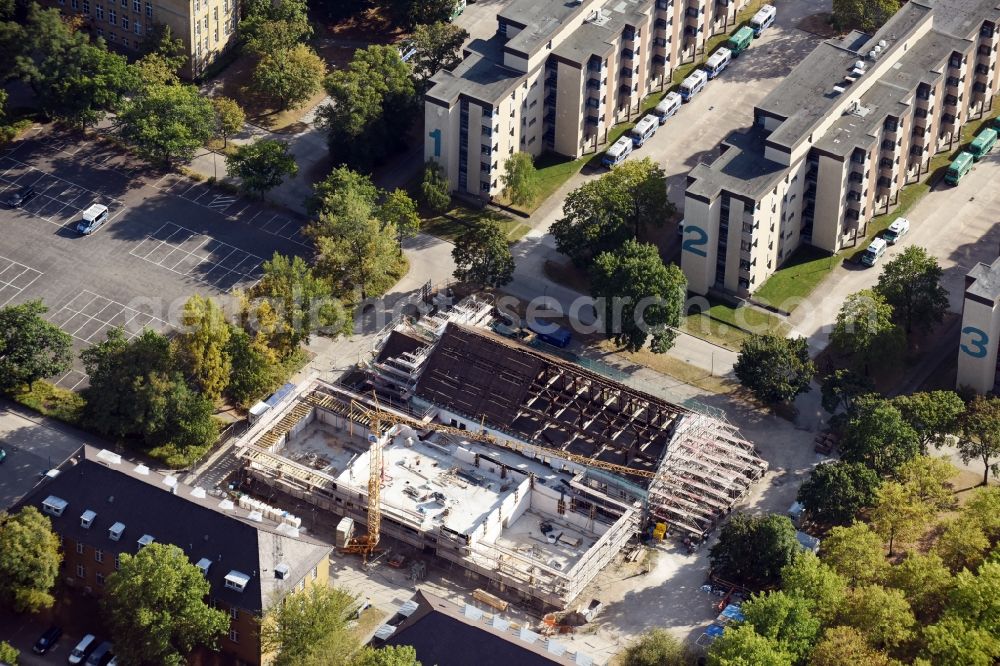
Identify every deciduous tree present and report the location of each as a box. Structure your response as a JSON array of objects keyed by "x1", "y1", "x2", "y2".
[
  {"x1": 962, "y1": 486, "x2": 1000, "y2": 542},
  {"x1": 958, "y1": 395, "x2": 1000, "y2": 485},
  {"x1": 590, "y1": 240, "x2": 687, "y2": 353},
  {"x1": 226, "y1": 139, "x2": 299, "y2": 197},
  {"x1": 820, "y1": 368, "x2": 874, "y2": 414},
  {"x1": 388, "y1": 0, "x2": 457, "y2": 28},
  {"x1": 831, "y1": 0, "x2": 900, "y2": 33},
  {"x1": 241, "y1": 0, "x2": 311, "y2": 54},
  {"x1": 212, "y1": 96, "x2": 245, "y2": 148},
  {"x1": 259, "y1": 585, "x2": 359, "y2": 666},
  {"x1": 944, "y1": 562, "x2": 1000, "y2": 637},
  {"x1": 0, "y1": 506, "x2": 61, "y2": 613},
  {"x1": 936, "y1": 517, "x2": 990, "y2": 573},
  {"x1": 707, "y1": 624, "x2": 793, "y2": 666},
  {"x1": 452, "y1": 220, "x2": 515, "y2": 288},
  {"x1": 252, "y1": 44, "x2": 326, "y2": 111},
  {"x1": 0, "y1": 300, "x2": 73, "y2": 392},
  {"x1": 734, "y1": 334, "x2": 815, "y2": 404},
  {"x1": 871, "y1": 481, "x2": 930, "y2": 556},
  {"x1": 118, "y1": 83, "x2": 215, "y2": 166},
  {"x1": 173, "y1": 295, "x2": 231, "y2": 403},
  {"x1": 838, "y1": 585, "x2": 917, "y2": 651},
  {"x1": 320, "y1": 45, "x2": 417, "y2": 170},
  {"x1": 893, "y1": 390, "x2": 965, "y2": 453},
  {"x1": 886, "y1": 552, "x2": 954, "y2": 622},
  {"x1": 0, "y1": 641, "x2": 17, "y2": 666},
  {"x1": 225, "y1": 325, "x2": 280, "y2": 408},
  {"x1": 709, "y1": 513, "x2": 800, "y2": 589},
  {"x1": 797, "y1": 462, "x2": 881, "y2": 526},
  {"x1": 420, "y1": 161, "x2": 451, "y2": 213},
  {"x1": 875, "y1": 245, "x2": 947, "y2": 334},
  {"x1": 352, "y1": 646, "x2": 422, "y2": 666},
  {"x1": 501, "y1": 152, "x2": 540, "y2": 207},
  {"x1": 780, "y1": 552, "x2": 847, "y2": 625},
  {"x1": 830, "y1": 289, "x2": 904, "y2": 375},
  {"x1": 620, "y1": 629, "x2": 692, "y2": 666},
  {"x1": 741, "y1": 591, "x2": 821, "y2": 661},
  {"x1": 921, "y1": 616, "x2": 1000, "y2": 666},
  {"x1": 410, "y1": 21, "x2": 468, "y2": 81},
  {"x1": 897, "y1": 455, "x2": 956, "y2": 512},
  {"x1": 553, "y1": 158, "x2": 672, "y2": 267},
  {"x1": 103, "y1": 543, "x2": 229, "y2": 665},
  {"x1": 839, "y1": 397, "x2": 920, "y2": 475},
  {"x1": 807, "y1": 626, "x2": 894, "y2": 666},
  {"x1": 820, "y1": 522, "x2": 888, "y2": 586},
  {"x1": 377, "y1": 188, "x2": 421, "y2": 249}
]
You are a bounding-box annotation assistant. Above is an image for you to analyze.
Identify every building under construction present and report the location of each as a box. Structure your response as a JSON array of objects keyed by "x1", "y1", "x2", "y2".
[{"x1": 236, "y1": 302, "x2": 767, "y2": 608}]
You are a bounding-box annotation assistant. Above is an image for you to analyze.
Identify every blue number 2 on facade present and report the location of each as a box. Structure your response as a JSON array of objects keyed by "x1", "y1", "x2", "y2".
[
  {"x1": 682, "y1": 225, "x2": 708, "y2": 257},
  {"x1": 429, "y1": 129, "x2": 442, "y2": 158},
  {"x1": 960, "y1": 326, "x2": 990, "y2": 358}
]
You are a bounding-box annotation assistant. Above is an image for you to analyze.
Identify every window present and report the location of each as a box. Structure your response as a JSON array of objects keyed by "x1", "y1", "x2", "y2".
[
  {"x1": 145, "y1": 0, "x2": 151, "y2": 16},
  {"x1": 95, "y1": 549, "x2": 103, "y2": 563},
  {"x1": 229, "y1": 630, "x2": 239, "y2": 643},
  {"x1": 214, "y1": 28, "x2": 218, "y2": 42},
  {"x1": 96, "y1": 27, "x2": 103, "y2": 36},
  {"x1": 230, "y1": 607, "x2": 239, "y2": 620},
  {"x1": 224, "y1": 0, "x2": 229, "y2": 11},
  {"x1": 132, "y1": 0, "x2": 138, "y2": 10},
  {"x1": 120, "y1": 0, "x2": 125, "y2": 6},
  {"x1": 83, "y1": 0, "x2": 89, "y2": 11},
  {"x1": 203, "y1": 16, "x2": 208, "y2": 29},
  {"x1": 134, "y1": 21, "x2": 141, "y2": 33},
  {"x1": 196, "y1": 22, "x2": 201, "y2": 35},
  {"x1": 194, "y1": 0, "x2": 199, "y2": 11},
  {"x1": 883, "y1": 118, "x2": 897, "y2": 131},
  {"x1": 96, "y1": 5, "x2": 103, "y2": 19},
  {"x1": 879, "y1": 157, "x2": 893, "y2": 168},
  {"x1": 312, "y1": 566, "x2": 318, "y2": 580},
  {"x1": 948, "y1": 55, "x2": 962, "y2": 69},
  {"x1": 76, "y1": 564, "x2": 85, "y2": 578},
  {"x1": 946, "y1": 75, "x2": 960, "y2": 87},
  {"x1": 108, "y1": 8, "x2": 115, "y2": 24},
  {"x1": 122, "y1": 16, "x2": 128, "y2": 29},
  {"x1": 110, "y1": 30, "x2": 117, "y2": 41},
  {"x1": 71, "y1": 0, "x2": 78, "y2": 9},
  {"x1": 945, "y1": 94, "x2": 958, "y2": 106},
  {"x1": 915, "y1": 107, "x2": 928, "y2": 118},
  {"x1": 114, "y1": 554, "x2": 121, "y2": 570},
  {"x1": 76, "y1": 542, "x2": 85, "y2": 554},
  {"x1": 213, "y1": 6, "x2": 217, "y2": 19},
  {"x1": 480, "y1": 181, "x2": 490, "y2": 192}
]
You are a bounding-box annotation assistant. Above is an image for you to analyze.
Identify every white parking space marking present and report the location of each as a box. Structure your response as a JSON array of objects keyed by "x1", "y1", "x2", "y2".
[
  {"x1": 128, "y1": 222, "x2": 265, "y2": 291},
  {"x1": 0, "y1": 256, "x2": 43, "y2": 307},
  {"x1": 0, "y1": 157, "x2": 125, "y2": 229},
  {"x1": 48, "y1": 290, "x2": 168, "y2": 344},
  {"x1": 54, "y1": 369, "x2": 89, "y2": 391}
]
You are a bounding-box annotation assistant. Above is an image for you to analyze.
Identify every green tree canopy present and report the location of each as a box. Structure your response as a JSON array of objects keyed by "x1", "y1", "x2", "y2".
[
  {"x1": 241, "y1": 0, "x2": 312, "y2": 54},
  {"x1": 780, "y1": 552, "x2": 847, "y2": 625},
  {"x1": 259, "y1": 584, "x2": 359, "y2": 666},
  {"x1": 377, "y1": 188, "x2": 421, "y2": 249},
  {"x1": 410, "y1": 21, "x2": 468, "y2": 82},
  {"x1": 352, "y1": 646, "x2": 422, "y2": 666},
  {"x1": 501, "y1": 152, "x2": 540, "y2": 207},
  {"x1": 958, "y1": 395, "x2": 1000, "y2": 486},
  {"x1": 709, "y1": 513, "x2": 800, "y2": 589},
  {"x1": 620, "y1": 628, "x2": 692, "y2": 666},
  {"x1": 309, "y1": 166, "x2": 380, "y2": 218},
  {"x1": 797, "y1": 461, "x2": 881, "y2": 526},
  {"x1": 103, "y1": 543, "x2": 229, "y2": 665},
  {"x1": 420, "y1": 160, "x2": 451, "y2": 213},
  {"x1": 452, "y1": 220, "x2": 515, "y2": 288},
  {"x1": 874, "y1": 245, "x2": 947, "y2": 334},
  {"x1": 871, "y1": 480, "x2": 930, "y2": 556},
  {"x1": 839, "y1": 396, "x2": 920, "y2": 475},
  {"x1": 388, "y1": 0, "x2": 457, "y2": 27},
  {"x1": 590, "y1": 239, "x2": 686, "y2": 353},
  {"x1": 830, "y1": 289, "x2": 904, "y2": 375},
  {"x1": 820, "y1": 369, "x2": 874, "y2": 415},
  {"x1": 0, "y1": 641, "x2": 17, "y2": 666},
  {"x1": 707, "y1": 623, "x2": 793, "y2": 666},
  {"x1": 893, "y1": 391, "x2": 965, "y2": 453},
  {"x1": 944, "y1": 562, "x2": 1000, "y2": 637},
  {"x1": 320, "y1": 45, "x2": 417, "y2": 170},
  {"x1": 885, "y1": 552, "x2": 954, "y2": 622},
  {"x1": 225, "y1": 325, "x2": 280, "y2": 407},
  {"x1": 831, "y1": 0, "x2": 900, "y2": 32},
  {"x1": 920, "y1": 616, "x2": 1000, "y2": 666},
  {"x1": 252, "y1": 44, "x2": 326, "y2": 111},
  {"x1": 896, "y1": 455, "x2": 956, "y2": 511},
  {"x1": 741, "y1": 591, "x2": 821, "y2": 661},
  {"x1": 212, "y1": 96, "x2": 245, "y2": 147},
  {"x1": 734, "y1": 334, "x2": 815, "y2": 404},
  {"x1": 838, "y1": 585, "x2": 917, "y2": 652},
  {"x1": 173, "y1": 294, "x2": 231, "y2": 403},
  {"x1": 807, "y1": 626, "x2": 895, "y2": 666},
  {"x1": 0, "y1": 506, "x2": 61, "y2": 613},
  {"x1": 0, "y1": 300, "x2": 73, "y2": 392},
  {"x1": 820, "y1": 522, "x2": 888, "y2": 585},
  {"x1": 226, "y1": 138, "x2": 299, "y2": 197},
  {"x1": 118, "y1": 82, "x2": 216, "y2": 165},
  {"x1": 962, "y1": 486, "x2": 1000, "y2": 543},
  {"x1": 553, "y1": 158, "x2": 673, "y2": 267},
  {"x1": 935, "y1": 517, "x2": 990, "y2": 574}
]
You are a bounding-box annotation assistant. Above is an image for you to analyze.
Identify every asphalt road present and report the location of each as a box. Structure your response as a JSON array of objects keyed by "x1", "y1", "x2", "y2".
[{"x1": 0, "y1": 128, "x2": 308, "y2": 387}]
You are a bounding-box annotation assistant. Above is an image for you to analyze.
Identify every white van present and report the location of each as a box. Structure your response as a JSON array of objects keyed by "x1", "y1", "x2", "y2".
[
  {"x1": 602, "y1": 135, "x2": 633, "y2": 168},
  {"x1": 68, "y1": 634, "x2": 97, "y2": 664},
  {"x1": 654, "y1": 92, "x2": 682, "y2": 124},
  {"x1": 883, "y1": 217, "x2": 910, "y2": 244},
  {"x1": 629, "y1": 115, "x2": 659, "y2": 147},
  {"x1": 77, "y1": 203, "x2": 109, "y2": 235},
  {"x1": 860, "y1": 237, "x2": 887, "y2": 267},
  {"x1": 750, "y1": 4, "x2": 776, "y2": 37},
  {"x1": 704, "y1": 47, "x2": 732, "y2": 79},
  {"x1": 679, "y1": 69, "x2": 708, "y2": 102}
]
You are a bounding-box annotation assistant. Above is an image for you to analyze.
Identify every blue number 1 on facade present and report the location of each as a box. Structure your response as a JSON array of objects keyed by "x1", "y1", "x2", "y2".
[{"x1": 429, "y1": 129, "x2": 442, "y2": 158}]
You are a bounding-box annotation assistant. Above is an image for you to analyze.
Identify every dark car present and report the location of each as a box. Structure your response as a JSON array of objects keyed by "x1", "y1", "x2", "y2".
[
  {"x1": 5, "y1": 185, "x2": 36, "y2": 207},
  {"x1": 32, "y1": 625, "x2": 62, "y2": 654}
]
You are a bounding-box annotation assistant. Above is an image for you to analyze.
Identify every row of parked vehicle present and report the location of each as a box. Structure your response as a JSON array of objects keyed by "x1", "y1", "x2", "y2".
[
  {"x1": 601, "y1": 4, "x2": 777, "y2": 168},
  {"x1": 28, "y1": 627, "x2": 118, "y2": 666},
  {"x1": 5, "y1": 185, "x2": 110, "y2": 234}
]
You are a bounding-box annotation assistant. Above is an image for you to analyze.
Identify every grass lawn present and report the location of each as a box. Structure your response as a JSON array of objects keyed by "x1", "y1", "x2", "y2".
[
  {"x1": 597, "y1": 340, "x2": 739, "y2": 394},
  {"x1": 753, "y1": 246, "x2": 840, "y2": 311},
  {"x1": 682, "y1": 298, "x2": 790, "y2": 350},
  {"x1": 421, "y1": 205, "x2": 530, "y2": 243},
  {"x1": 9, "y1": 381, "x2": 85, "y2": 426}
]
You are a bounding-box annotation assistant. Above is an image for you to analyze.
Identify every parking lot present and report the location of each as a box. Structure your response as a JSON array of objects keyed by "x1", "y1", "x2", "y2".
[{"x1": 0, "y1": 129, "x2": 311, "y2": 387}]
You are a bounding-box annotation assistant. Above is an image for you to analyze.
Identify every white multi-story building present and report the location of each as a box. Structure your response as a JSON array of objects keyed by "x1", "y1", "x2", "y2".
[
  {"x1": 958, "y1": 256, "x2": 1000, "y2": 393},
  {"x1": 425, "y1": 0, "x2": 750, "y2": 200},
  {"x1": 682, "y1": 0, "x2": 1000, "y2": 298}
]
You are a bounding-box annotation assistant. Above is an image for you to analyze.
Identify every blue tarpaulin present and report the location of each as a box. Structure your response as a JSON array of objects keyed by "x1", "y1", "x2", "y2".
[
  {"x1": 705, "y1": 624, "x2": 725, "y2": 637},
  {"x1": 720, "y1": 604, "x2": 745, "y2": 622}
]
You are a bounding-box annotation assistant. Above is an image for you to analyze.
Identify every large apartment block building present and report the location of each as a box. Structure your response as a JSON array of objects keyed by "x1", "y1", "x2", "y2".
[
  {"x1": 43, "y1": 0, "x2": 239, "y2": 77},
  {"x1": 425, "y1": 0, "x2": 750, "y2": 200},
  {"x1": 682, "y1": 0, "x2": 1000, "y2": 297}
]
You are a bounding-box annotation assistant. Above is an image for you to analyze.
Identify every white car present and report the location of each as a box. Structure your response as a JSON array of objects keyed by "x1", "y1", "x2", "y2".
[{"x1": 883, "y1": 217, "x2": 910, "y2": 244}]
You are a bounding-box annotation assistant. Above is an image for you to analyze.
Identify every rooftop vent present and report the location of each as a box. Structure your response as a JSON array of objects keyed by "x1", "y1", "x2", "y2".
[
  {"x1": 190, "y1": 487, "x2": 207, "y2": 499},
  {"x1": 42, "y1": 495, "x2": 68, "y2": 517},
  {"x1": 134, "y1": 464, "x2": 150, "y2": 475},
  {"x1": 162, "y1": 475, "x2": 178, "y2": 489},
  {"x1": 247, "y1": 510, "x2": 264, "y2": 523},
  {"x1": 878, "y1": 39, "x2": 887, "y2": 49},
  {"x1": 196, "y1": 558, "x2": 212, "y2": 576},
  {"x1": 137, "y1": 534, "x2": 155, "y2": 548},
  {"x1": 80, "y1": 509, "x2": 97, "y2": 529},
  {"x1": 274, "y1": 563, "x2": 290, "y2": 580},
  {"x1": 224, "y1": 570, "x2": 251, "y2": 592},
  {"x1": 219, "y1": 499, "x2": 235, "y2": 512},
  {"x1": 398, "y1": 600, "x2": 419, "y2": 617},
  {"x1": 589, "y1": 9, "x2": 611, "y2": 26},
  {"x1": 109, "y1": 522, "x2": 125, "y2": 541},
  {"x1": 854, "y1": 60, "x2": 866, "y2": 71},
  {"x1": 869, "y1": 50, "x2": 878, "y2": 60},
  {"x1": 95, "y1": 449, "x2": 121, "y2": 465},
  {"x1": 373, "y1": 625, "x2": 397, "y2": 641}
]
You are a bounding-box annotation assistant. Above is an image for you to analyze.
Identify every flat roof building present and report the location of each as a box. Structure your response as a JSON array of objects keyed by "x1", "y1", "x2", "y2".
[
  {"x1": 957, "y1": 255, "x2": 1000, "y2": 393},
  {"x1": 682, "y1": 0, "x2": 1000, "y2": 298},
  {"x1": 425, "y1": 0, "x2": 754, "y2": 200}
]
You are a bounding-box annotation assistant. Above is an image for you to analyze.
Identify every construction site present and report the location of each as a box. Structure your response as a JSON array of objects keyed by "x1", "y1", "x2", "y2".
[{"x1": 235, "y1": 298, "x2": 768, "y2": 610}]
